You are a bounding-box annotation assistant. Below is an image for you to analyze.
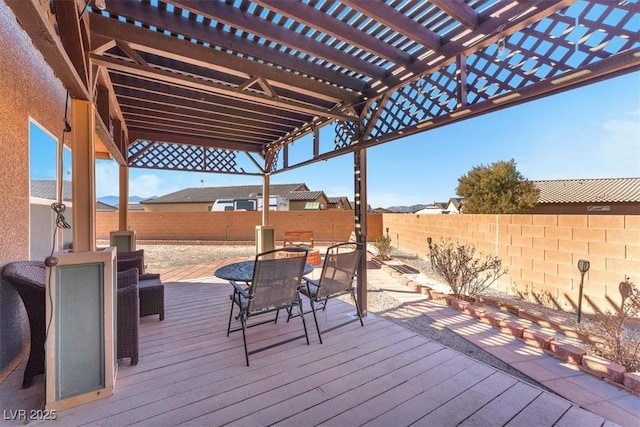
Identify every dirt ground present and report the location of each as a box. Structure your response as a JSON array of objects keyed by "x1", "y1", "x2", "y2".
[{"x1": 141, "y1": 244, "x2": 257, "y2": 270}]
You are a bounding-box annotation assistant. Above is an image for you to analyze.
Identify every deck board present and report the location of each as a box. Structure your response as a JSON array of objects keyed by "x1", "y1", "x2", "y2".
[{"x1": 3, "y1": 278, "x2": 611, "y2": 427}]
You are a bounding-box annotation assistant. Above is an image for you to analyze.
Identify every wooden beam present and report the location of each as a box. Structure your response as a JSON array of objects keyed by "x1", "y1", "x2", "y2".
[
  {"x1": 173, "y1": 0, "x2": 388, "y2": 80},
  {"x1": 128, "y1": 130, "x2": 265, "y2": 153},
  {"x1": 53, "y1": 0, "x2": 89, "y2": 86},
  {"x1": 342, "y1": 0, "x2": 441, "y2": 51},
  {"x1": 116, "y1": 95, "x2": 292, "y2": 135},
  {"x1": 110, "y1": 76, "x2": 310, "y2": 126},
  {"x1": 254, "y1": 0, "x2": 412, "y2": 65},
  {"x1": 430, "y1": 0, "x2": 479, "y2": 29},
  {"x1": 91, "y1": 54, "x2": 357, "y2": 121},
  {"x1": 90, "y1": 2, "x2": 367, "y2": 92}
]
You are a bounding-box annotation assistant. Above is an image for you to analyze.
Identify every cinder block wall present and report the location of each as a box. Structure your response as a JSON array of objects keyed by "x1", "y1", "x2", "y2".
[
  {"x1": 97, "y1": 211, "x2": 384, "y2": 242},
  {"x1": 0, "y1": 1, "x2": 67, "y2": 380},
  {"x1": 382, "y1": 213, "x2": 640, "y2": 315}
]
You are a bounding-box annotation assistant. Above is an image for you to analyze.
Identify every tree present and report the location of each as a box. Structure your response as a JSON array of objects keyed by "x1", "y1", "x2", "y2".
[{"x1": 456, "y1": 159, "x2": 539, "y2": 214}]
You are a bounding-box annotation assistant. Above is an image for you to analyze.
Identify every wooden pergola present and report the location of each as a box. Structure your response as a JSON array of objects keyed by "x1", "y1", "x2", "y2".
[{"x1": 7, "y1": 0, "x2": 639, "y2": 314}]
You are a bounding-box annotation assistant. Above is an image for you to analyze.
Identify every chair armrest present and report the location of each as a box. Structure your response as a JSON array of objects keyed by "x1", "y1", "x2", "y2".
[
  {"x1": 230, "y1": 280, "x2": 251, "y2": 299},
  {"x1": 140, "y1": 272, "x2": 161, "y2": 281}
]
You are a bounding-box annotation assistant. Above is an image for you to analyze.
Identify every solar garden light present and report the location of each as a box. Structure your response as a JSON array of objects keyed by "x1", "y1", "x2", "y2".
[{"x1": 576, "y1": 259, "x2": 590, "y2": 323}]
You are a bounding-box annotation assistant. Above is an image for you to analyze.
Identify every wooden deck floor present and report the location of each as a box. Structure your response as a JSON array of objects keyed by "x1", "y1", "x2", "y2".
[{"x1": 5, "y1": 277, "x2": 611, "y2": 426}]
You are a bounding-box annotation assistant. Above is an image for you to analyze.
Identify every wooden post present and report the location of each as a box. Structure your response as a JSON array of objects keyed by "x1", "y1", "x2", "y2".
[
  {"x1": 354, "y1": 148, "x2": 368, "y2": 316},
  {"x1": 262, "y1": 173, "x2": 270, "y2": 226},
  {"x1": 70, "y1": 99, "x2": 96, "y2": 252},
  {"x1": 118, "y1": 165, "x2": 129, "y2": 231}
]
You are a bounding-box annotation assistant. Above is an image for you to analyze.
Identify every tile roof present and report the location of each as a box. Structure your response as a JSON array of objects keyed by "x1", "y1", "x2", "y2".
[
  {"x1": 141, "y1": 183, "x2": 308, "y2": 204},
  {"x1": 96, "y1": 201, "x2": 117, "y2": 211},
  {"x1": 287, "y1": 191, "x2": 326, "y2": 201},
  {"x1": 30, "y1": 179, "x2": 72, "y2": 201},
  {"x1": 532, "y1": 178, "x2": 640, "y2": 204}
]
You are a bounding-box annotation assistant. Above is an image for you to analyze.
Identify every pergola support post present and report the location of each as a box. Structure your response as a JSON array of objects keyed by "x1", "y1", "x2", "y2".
[
  {"x1": 261, "y1": 173, "x2": 270, "y2": 226},
  {"x1": 354, "y1": 148, "x2": 367, "y2": 316},
  {"x1": 118, "y1": 165, "x2": 129, "y2": 231},
  {"x1": 70, "y1": 99, "x2": 96, "y2": 252}
]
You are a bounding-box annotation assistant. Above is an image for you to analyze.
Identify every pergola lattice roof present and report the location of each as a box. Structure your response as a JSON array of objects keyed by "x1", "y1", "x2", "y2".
[{"x1": 9, "y1": 0, "x2": 639, "y2": 176}]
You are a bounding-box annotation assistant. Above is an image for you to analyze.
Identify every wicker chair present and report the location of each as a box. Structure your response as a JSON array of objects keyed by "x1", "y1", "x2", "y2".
[
  {"x1": 1, "y1": 261, "x2": 46, "y2": 388},
  {"x1": 117, "y1": 250, "x2": 165, "y2": 321},
  {"x1": 227, "y1": 248, "x2": 310, "y2": 366},
  {"x1": 299, "y1": 242, "x2": 364, "y2": 344},
  {"x1": 117, "y1": 268, "x2": 140, "y2": 365}
]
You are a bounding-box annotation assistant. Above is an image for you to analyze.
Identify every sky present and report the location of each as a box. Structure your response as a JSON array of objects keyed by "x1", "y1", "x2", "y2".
[{"x1": 86, "y1": 72, "x2": 639, "y2": 209}]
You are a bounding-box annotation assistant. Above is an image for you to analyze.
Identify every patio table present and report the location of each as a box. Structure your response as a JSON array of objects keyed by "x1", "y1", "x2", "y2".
[{"x1": 214, "y1": 260, "x2": 314, "y2": 283}]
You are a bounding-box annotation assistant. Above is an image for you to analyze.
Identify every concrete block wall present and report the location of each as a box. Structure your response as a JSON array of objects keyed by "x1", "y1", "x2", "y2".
[
  {"x1": 96, "y1": 211, "x2": 384, "y2": 243},
  {"x1": 382, "y1": 213, "x2": 640, "y2": 315}
]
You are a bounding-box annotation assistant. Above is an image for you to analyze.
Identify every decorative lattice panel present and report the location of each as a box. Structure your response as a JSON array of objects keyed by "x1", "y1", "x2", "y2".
[
  {"x1": 269, "y1": 148, "x2": 280, "y2": 173},
  {"x1": 362, "y1": 0, "x2": 639, "y2": 142},
  {"x1": 128, "y1": 141, "x2": 244, "y2": 174},
  {"x1": 367, "y1": 64, "x2": 458, "y2": 139},
  {"x1": 466, "y1": 0, "x2": 640, "y2": 103},
  {"x1": 334, "y1": 121, "x2": 357, "y2": 149}
]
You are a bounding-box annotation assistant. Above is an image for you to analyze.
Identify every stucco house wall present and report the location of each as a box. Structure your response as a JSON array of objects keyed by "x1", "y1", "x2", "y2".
[{"x1": 0, "y1": 1, "x2": 67, "y2": 380}]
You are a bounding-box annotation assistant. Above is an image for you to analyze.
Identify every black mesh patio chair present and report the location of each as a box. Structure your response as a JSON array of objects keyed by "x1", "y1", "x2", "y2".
[
  {"x1": 299, "y1": 242, "x2": 364, "y2": 344},
  {"x1": 227, "y1": 248, "x2": 310, "y2": 366}
]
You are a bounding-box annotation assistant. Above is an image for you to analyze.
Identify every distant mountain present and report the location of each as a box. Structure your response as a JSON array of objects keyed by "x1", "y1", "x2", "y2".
[
  {"x1": 386, "y1": 204, "x2": 427, "y2": 213},
  {"x1": 97, "y1": 195, "x2": 147, "y2": 206}
]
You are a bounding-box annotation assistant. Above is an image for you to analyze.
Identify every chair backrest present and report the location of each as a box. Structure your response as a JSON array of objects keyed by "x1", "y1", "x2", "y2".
[
  {"x1": 1, "y1": 261, "x2": 46, "y2": 298},
  {"x1": 248, "y1": 248, "x2": 308, "y2": 312},
  {"x1": 116, "y1": 250, "x2": 145, "y2": 274},
  {"x1": 316, "y1": 242, "x2": 364, "y2": 300}
]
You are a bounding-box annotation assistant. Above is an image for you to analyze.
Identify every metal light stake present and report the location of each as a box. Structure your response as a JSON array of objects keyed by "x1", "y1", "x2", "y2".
[{"x1": 576, "y1": 259, "x2": 590, "y2": 323}]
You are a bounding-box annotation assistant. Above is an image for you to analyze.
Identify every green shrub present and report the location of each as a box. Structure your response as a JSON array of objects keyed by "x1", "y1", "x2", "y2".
[{"x1": 373, "y1": 235, "x2": 393, "y2": 260}]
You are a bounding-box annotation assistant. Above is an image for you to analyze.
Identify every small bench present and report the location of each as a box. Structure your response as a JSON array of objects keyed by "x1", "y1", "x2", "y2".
[{"x1": 283, "y1": 230, "x2": 315, "y2": 248}]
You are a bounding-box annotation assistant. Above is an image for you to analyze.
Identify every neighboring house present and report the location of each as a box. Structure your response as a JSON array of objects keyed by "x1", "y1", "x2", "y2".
[
  {"x1": 96, "y1": 201, "x2": 117, "y2": 212},
  {"x1": 441, "y1": 178, "x2": 640, "y2": 215},
  {"x1": 96, "y1": 201, "x2": 145, "y2": 212},
  {"x1": 139, "y1": 183, "x2": 348, "y2": 212},
  {"x1": 140, "y1": 183, "x2": 308, "y2": 212},
  {"x1": 29, "y1": 180, "x2": 73, "y2": 259},
  {"x1": 327, "y1": 196, "x2": 352, "y2": 210},
  {"x1": 372, "y1": 207, "x2": 392, "y2": 213},
  {"x1": 287, "y1": 191, "x2": 330, "y2": 210},
  {"x1": 415, "y1": 202, "x2": 449, "y2": 215},
  {"x1": 30, "y1": 179, "x2": 72, "y2": 202},
  {"x1": 447, "y1": 197, "x2": 464, "y2": 214},
  {"x1": 531, "y1": 177, "x2": 640, "y2": 215}
]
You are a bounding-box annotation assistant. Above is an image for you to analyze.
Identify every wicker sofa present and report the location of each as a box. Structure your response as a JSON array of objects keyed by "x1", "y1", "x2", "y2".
[
  {"x1": 116, "y1": 250, "x2": 165, "y2": 321},
  {"x1": 1, "y1": 261, "x2": 141, "y2": 388}
]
